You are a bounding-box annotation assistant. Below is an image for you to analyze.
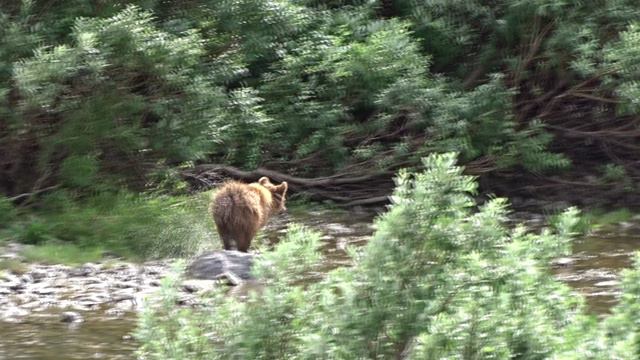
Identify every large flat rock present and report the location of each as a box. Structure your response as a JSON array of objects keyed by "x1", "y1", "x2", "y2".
[{"x1": 186, "y1": 250, "x2": 254, "y2": 282}]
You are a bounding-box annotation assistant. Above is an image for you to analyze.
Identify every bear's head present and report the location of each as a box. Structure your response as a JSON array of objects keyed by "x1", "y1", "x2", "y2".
[{"x1": 259, "y1": 177, "x2": 288, "y2": 212}]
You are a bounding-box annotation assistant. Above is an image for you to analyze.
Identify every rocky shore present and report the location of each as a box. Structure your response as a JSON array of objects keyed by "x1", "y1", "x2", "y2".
[{"x1": 0, "y1": 243, "x2": 258, "y2": 324}]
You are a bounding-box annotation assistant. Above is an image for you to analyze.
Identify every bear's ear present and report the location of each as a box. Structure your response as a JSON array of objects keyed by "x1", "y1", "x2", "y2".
[
  {"x1": 259, "y1": 177, "x2": 270, "y2": 186},
  {"x1": 277, "y1": 181, "x2": 288, "y2": 193}
]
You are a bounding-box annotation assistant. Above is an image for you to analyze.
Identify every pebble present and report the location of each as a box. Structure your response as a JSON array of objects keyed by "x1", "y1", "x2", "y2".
[
  {"x1": 105, "y1": 308, "x2": 126, "y2": 318},
  {"x1": 552, "y1": 257, "x2": 574, "y2": 266},
  {"x1": 2, "y1": 306, "x2": 29, "y2": 322},
  {"x1": 594, "y1": 280, "x2": 620, "y2": 287},
  {"x1": 181, "y1": 280, "x2": 217, "y2": 294},
  {"x1": 30, "y1": 269, "x2": 48, "y2": 281},
  {"x1": 69, "y1": 263, "x2": 100, "y2": 277},
  {"x1": 60, "y1": 311, "x2": 84, "y2": 323}
]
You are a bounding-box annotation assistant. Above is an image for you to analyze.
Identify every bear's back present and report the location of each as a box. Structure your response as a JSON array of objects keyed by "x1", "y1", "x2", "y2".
[{"x1": 211, "y1": 181, "x2": 271, "y2": 227}]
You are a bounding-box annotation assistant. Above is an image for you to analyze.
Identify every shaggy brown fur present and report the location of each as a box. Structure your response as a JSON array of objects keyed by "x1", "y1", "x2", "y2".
[{"x1": 210, "y1": 177, "x2": 288, "y2": 252}]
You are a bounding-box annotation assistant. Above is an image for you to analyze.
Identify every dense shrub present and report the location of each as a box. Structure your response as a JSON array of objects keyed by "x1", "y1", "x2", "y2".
[{"x1": 5, "y1": 0, "x2": 621, "y2": 200}]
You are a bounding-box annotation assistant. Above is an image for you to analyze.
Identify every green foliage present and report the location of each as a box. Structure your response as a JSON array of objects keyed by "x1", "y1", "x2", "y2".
[
  {"x1": 0, "y1": 258, "x2": 29, "y2": 275},
  {"x1": 11, "y1": 190, "x2": 216, "y2": 259},
  {"x1": 252, "y1": 223, "x2": 322, "y2": 285},
  {"x1": 136, "y1": 262, "x2": 217, "y2": 360},
  {"x1": 0, "y1": 196, "x2": 17, "y2": 228},
  {"x1": 5, "y1": 0, "x2": 637, "y2": 203},
  {"x1": 564, "y1": 208, "x2": 635, "y2": 233},
  {"x1": 21, "y1": 243, "x2": 106, "y2": 265},
  {"x1": 136, "y1": 153, "x2": 603, "y2": 359},
  {"x1": 59, "y1": 155, "x2": 99, "y2": 188},
  {"x1": 13, "y1": 5, "x2": 225, "y2": 166}
]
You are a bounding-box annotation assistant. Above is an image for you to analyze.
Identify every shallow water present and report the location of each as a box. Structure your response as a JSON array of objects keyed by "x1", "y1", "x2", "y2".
[
  {"x1": 0, "y1": 210, "x2": 638, "y2": 359},
  {"x1": 0, "y1": 311, "x2": 138, "y2": 359},
  {"x1": 553, "y1": 226, "x2": 640, "y2": 314}
]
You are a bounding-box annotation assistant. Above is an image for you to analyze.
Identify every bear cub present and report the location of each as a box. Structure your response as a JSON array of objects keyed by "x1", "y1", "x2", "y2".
[{"x1": 210, "y1": 177, "x2": 288, "y2": 252}]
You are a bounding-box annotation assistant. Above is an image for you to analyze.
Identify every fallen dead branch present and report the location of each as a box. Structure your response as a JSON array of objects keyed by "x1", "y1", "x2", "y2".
[{"x1": 182, "y1": 164, "x2": 395, "y2": 207}]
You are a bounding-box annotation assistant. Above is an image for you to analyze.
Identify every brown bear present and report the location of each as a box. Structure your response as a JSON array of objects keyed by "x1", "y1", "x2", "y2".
[{"x1": 210, "y1": 177, "x2": 288, "y2": 252}]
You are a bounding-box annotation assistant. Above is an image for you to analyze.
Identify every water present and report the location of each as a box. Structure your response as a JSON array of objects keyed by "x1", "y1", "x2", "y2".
[
  {"x1": 0, "y1": 311, "x2": 138, "y2": 359},
  {"x1": 553, "y1": 227, "x2": 640, "y2": 314},
  {"x1": 0, "y1": 210, "x2": 638, "y2": 359}
]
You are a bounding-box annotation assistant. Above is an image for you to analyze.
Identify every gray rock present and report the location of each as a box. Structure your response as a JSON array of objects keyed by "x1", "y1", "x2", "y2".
[
  {"x1": 69, "y1": 263, "x2": 100, "y2": 277},
  {"x1": 21, "y1": 300, "x2": 42, "y2": 309},
  {"x1": 594, "y1": 280, "x2": 620, "y2": 287},
  {"x1": 29, "y1": 269, "x2": 48, "y2": 281},
  {"x1": 105, "y1": 308, "x2": 126, "y2": 318},
  {"x1": 0, "y1": 272, "x2": 15, "y2": 282},
  {"x1": 52, "y1": 278, "x2": 69, "y2": 288},
  {"x1": 542, "y1": 201, "x2": 571, "y2": 212},
  {"x1": 73, "y1": 294, "x2": 107, "y2": 306},
  {"x1": 228, "y1": 280, "x2": 265, "y2": 300},
  {"x1": 142, "y1": 266, "x2": 163, "y2": 276},
  {"x1": 0, "y1": 252, "x2": 22, "y2": 261},
  {"x1": 181, "y1": 279, "x2": 217, "y2": 293},
  {"x1": 60, "y1": 311, "x2": 84, "y2": 323},
  {"x1": 32, "y1": 286, "x2": 56, "y2": 295},
  {"x1": 175, "y1": 294, "x2": 198, "y2": 307},
  {"x1": 112, "y1": 281, "x2": 137, "y2": 289},
  {"x1": 2, "y1": 305, "x2": 29, "y2": 322},
  {"x1": 114, "y1": 299, "x2": 136, "y2": 311},
  {"x1": 324, "y1": 223, "x2": 355, "y2": 235},
  {"x1": 552, "y1": 257, "x2": 575, "y2": 266},
  {"x1": 8, "y1": 281, "x2": 25, "y2": 291},
  {"x1": 187, "y1": 251, "x2": 255, "y2": 281}
]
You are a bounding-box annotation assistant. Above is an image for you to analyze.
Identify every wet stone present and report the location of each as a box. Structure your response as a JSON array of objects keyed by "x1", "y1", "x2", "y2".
[
  {"x1": 8, "y1": 281, "x2": 25, "y2": 291},
  {"x1": 323, "y1": 223, "x2": 355, "y2": 235},
  {"x1": 187, "y1": 250, "x2": 255, "y2": 281},
  {"x1": 0, "y1": 252, "x2": 22, "y2": 261},
  {"x1": 69, "y1": 263, "x2": 100, "y2": 277},
  {"x1": 29, "y1": 269, "x2": 48, "y2": 281},
  {"x1": 32, "y1": 287, "x2": 56, "y2": 295},
  {"x1": 60, "y1": 311, "x2": 84, "y2": 323},
  {"x1": 181, "y1": 279, "x2": 217, "y2": 294},
  {"x1": 21, "y1": 301, "x2": 42, "y2": 310},
  {"x1": 594, "y1": 280, "x2": 620, "y2": 287},
  {"x1": 142, "y1": 266, "x2": 163, "y2": 276},
  {"x1": 105, "y1": 307, "x2": 126, "y2": 318},
  {"x1": 51, "y1": 278, "x2": 69, "y2": 288},
  {"x1": 175, "y1": 294, "x2": 198, "y2": 307},
  {"x1": 114, "y1": 299, "x2": 136, "y2": 311},
  {"x1": 84, "y1": 277, "x2": 104, "y2": 284},
  {"x1": 111, "y1": 281, "x2": 137, "y2": 289},
  {"x1": 2, "y1": 306, "x2": 29, "y2": 322},
  {"x1": 552, "y1": 257, "x2": 575, "y2": 266}
]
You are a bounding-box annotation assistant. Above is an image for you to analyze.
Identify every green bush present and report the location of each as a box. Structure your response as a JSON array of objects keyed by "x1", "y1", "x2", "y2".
[
  {"x1": 14, "y1": 190, "x2": 216, "y2": 259},
  {"x1": 0, "y1": 196, "x2": 17, "y2": 228}
]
